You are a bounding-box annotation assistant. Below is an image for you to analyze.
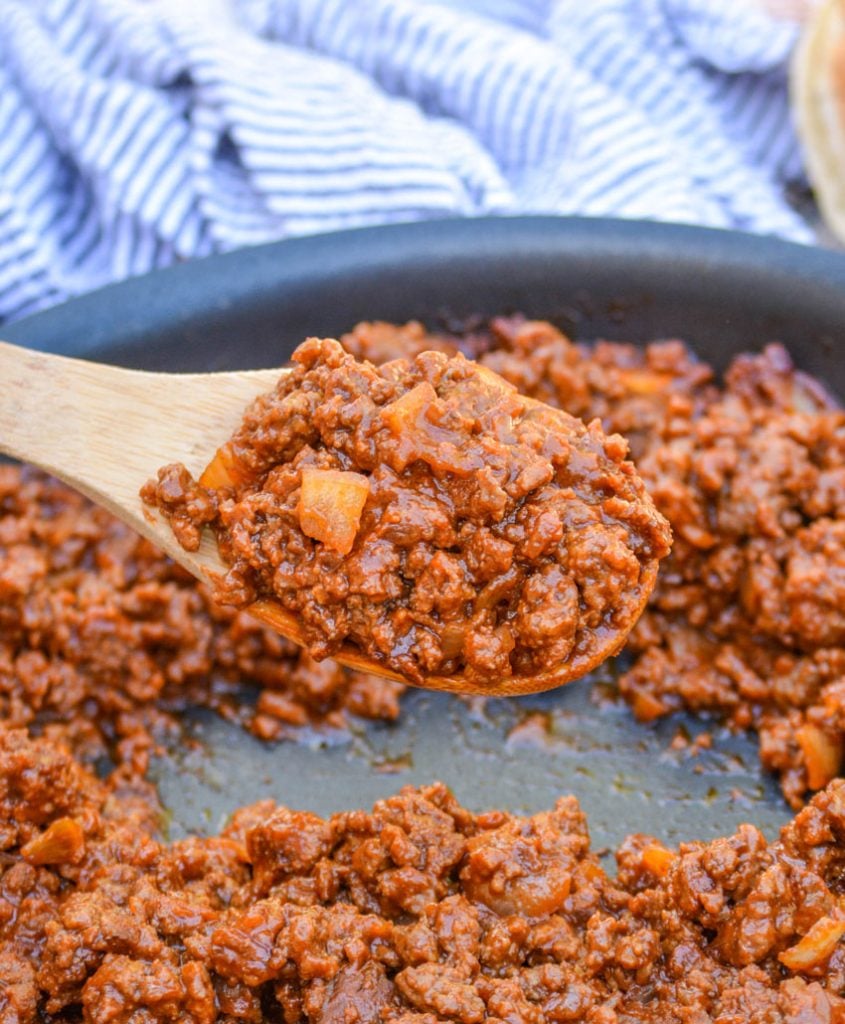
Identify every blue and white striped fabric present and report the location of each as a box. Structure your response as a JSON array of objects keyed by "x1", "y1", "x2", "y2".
[{"x1": 0, "y1": 0, "x2": 811, "y2": 323}]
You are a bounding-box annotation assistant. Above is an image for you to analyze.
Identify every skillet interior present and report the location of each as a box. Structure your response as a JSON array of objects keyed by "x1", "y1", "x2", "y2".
[{"x1": 6, "y1": 216, "x2": 845, "y2": 851}]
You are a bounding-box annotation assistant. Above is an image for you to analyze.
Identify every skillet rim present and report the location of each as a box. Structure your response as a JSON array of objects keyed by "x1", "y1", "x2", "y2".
[{"x1": 5, "y1": 216, "x2": 845, "y2": 360}]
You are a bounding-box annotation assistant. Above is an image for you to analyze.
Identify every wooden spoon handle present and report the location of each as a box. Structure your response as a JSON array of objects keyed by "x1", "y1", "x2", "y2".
[{"x1": 0, "y1": 340, "x2": 280, "y2": 566}]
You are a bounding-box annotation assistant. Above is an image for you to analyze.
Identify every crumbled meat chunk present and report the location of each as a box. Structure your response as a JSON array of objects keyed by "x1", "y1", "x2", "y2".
[{"x1": 140, "y1": 463, "x2": 218, "y2": 551}]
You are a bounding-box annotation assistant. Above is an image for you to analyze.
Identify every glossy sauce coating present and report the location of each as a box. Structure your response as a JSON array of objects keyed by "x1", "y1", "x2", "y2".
[
  {"x1": 8, "y1": 311, "x2": 843, "y2": 799},
  {"x1": 341, "y1": 318, "x2": 845, "y2": 806},
  {"x1": 0, "y1": 465, "x2": 404, "y2": 772},
  {"x1": 145, "y1": 339, "x2": 671, "y2": 688},
  {"x1": 0, "y1": 728, "x2": 843, "y2": 1024},
  {"x1": 0, "y1": 319, "x2": 843, "y2": 1022}
]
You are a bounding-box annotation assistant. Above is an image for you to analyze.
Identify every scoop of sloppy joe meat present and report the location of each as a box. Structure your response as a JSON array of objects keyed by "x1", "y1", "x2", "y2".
[{"x1": 143, "y1": 339, "x2": 671, "y2": 688}]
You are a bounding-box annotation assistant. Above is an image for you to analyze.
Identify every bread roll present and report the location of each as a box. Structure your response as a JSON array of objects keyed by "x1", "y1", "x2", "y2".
[{"x1": 792, "y1": 0, "x2": 845, "y2": 242}]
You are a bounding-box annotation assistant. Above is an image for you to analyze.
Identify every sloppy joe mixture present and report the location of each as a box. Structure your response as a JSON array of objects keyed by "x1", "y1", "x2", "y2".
[
  {"x1": 144, "y1": 340, "x2": 671, "y2": 688},
  {"x1": 0, "y1": 466, "x2": 404, "y2": 771},
  {"x1": 339, "y1": 318, "x2": 845, "y2": 808},
  {"x1": 1, "y1": 728, "x2": 844, "y2": 1023},
  {"x1": 1, "y1": 315, "x2": 844, "y2": 1022}
]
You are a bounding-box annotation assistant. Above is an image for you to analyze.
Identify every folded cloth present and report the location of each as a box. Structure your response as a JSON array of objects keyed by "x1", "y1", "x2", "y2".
[{"x1": 0, "y1": 0, "x2": 811, "y2": 324}]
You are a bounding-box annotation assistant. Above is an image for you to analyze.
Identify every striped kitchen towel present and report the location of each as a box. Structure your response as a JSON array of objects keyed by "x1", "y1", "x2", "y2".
[{"x1": 0, "y1": 0, "x2": 813, "y2": 324}]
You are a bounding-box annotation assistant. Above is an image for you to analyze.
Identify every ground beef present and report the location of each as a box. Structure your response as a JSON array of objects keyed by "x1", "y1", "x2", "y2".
[
  {"x1": 7, "y1": 313, "x2": 843, "y2": 802},
  {"x1": 1, "y1": 316, "x2": 844, "y2": 1023},
  {"x1": 620, "y1": 346, "x2": 845, "y2": 807},
  {"x1": 0, "y1": 726, "x2": 843, "y2": 1024},
  {"x1": 144, "y1": 339, "x2": 671, "y2": 689},
  {"x1": 0, "y1": 465, "x2": 404, "y2": 772},
  {"x1": 341, "y1": 318, "x2": 718, "y2": 462},
  {"x1": 340, "y1": 318, "x2": 845, "y2": 805}
]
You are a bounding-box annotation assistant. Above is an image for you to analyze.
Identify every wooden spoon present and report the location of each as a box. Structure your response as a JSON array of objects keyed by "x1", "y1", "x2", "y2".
[{"x1": 0, "y1": 341, "x2": 655, "y2": 696}]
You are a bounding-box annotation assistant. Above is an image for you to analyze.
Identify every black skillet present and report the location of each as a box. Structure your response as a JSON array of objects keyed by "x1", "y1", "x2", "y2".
[{"x1": 7, "y1": 217, "x2": 845, "y2": 850}]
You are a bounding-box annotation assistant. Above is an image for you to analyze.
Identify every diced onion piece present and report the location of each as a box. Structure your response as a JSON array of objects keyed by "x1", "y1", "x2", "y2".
[
  {"x1": 790, "y1": 381, "x2": 823, "y2": 414},
  {"x1": 298, "y1": 467, "x2": 370, "y2": 555},
  {"x1": 631, "y1": 690, "x2": 667, "y2": 723},
  {"x1": 474, "y1": 566, "x2": 522, "y2": 613},
  {"x1": 21, "y1": 817, "x2": 85, "y2": 865},
  {"x1": 200, "y1": 443, "x2": 250, "y2": 489},
  {"x1": 381, "y1": 382, "x2": 437, "y2": 436},
  {"x1": 473, "y1": 363, "x2": 518, "y2": 395},
  {"x1": 380, "y1": 381, "x2": 487, "y2": 476},
  {"x1": 641, "y1": 844, "x2": 676, "y2": 878},
  {"x1": 618, "y1": 370, "x2": 673, "y2": 396},
  {"x1": 579, "y1": 861, "x2": 606, "y2": 883},
  {"x1": 441, "y1": 623, "x2": 467, "y2": 659},
  {"x1": 797, "y1": 724, "x2": 843, "y2": 791},
  {"x1": 779, "y1": 916, "x2": 845, "y2": 972}
]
